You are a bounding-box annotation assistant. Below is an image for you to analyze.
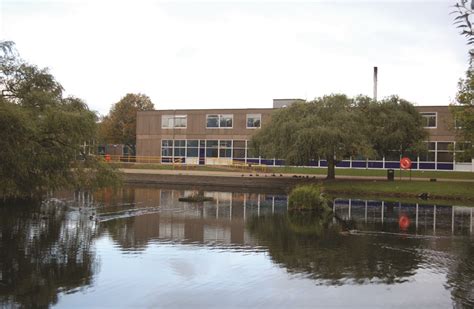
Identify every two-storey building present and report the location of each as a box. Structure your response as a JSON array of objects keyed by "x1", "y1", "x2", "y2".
[{"x1": 136, "y1": 100, "x2": 472, "y2": 171}]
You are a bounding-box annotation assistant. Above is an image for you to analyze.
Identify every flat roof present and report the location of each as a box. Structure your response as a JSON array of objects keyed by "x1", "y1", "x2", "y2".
[
  {"x1": 139, "y1": 107, "x2": 275, "y2": 112},
  {"x1": 138, "y1": 105, "x2": 450, "y2": 113}
]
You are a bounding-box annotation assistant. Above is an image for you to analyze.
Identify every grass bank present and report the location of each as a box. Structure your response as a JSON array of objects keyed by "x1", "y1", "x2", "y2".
[
  {"x1": 112, "y1": 162, "x2": 474, "y2": 180},
  {"x1": 272, "y1": 166, "x2": 474, "y2": 180},
  {"x1": 321, "y1": 180, "x2": 474, "y2": 202}
]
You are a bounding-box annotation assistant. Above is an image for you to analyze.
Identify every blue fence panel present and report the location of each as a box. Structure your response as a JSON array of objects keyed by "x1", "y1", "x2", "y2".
[
  {"x1": 367, "y1": 161, "x2": 383, "y2": 168},
  {"x1": 275, "y1": 159, "x2": 285, "y2": 166},
  {"x1": 336, "y1": 161, "x2": 350, "y2": 167},
  {"x1": 247, "y1": 159, "x2": 260, "y2": 164},
  {"x1": 261, "y1": 159, "x2": 274, "y2": 166},
  {"x1": 385, "y1": 162, "x2": 400, "y2": 169},
  {"x1": 437, "y1": 163, "x2": 454, "y2": 170},
  {"x1": 319, "y1": 160, "x2": 327, "y2": 167},
  {"x1": 352, "y1": 161, "x2": 366, "y2": 168},
  {"x1": 419, "y1": 162, "x2": 436, "y2": 170}
]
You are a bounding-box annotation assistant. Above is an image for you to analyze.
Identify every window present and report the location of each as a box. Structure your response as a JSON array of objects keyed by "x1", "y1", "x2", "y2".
[
  {"x1": 420, "y1": 141, "x2": 436, "y2": 162},
  {"x1": 233, "y1": 140, "x2": 246, "y2": 159},
  {"x1": 162, "y1": 115, "x2": 187, "y2": 129},
  {"x1": 162, "y1": 140, "x2": 173, "y2": 157},
  {"x1": 206, "y1": 115, "x2": 219, "y2": 128},
  {"x1": 246, "y1": 114, "x2": 261, "y2": 128},
  {"x1": 186, "y1": 140, "x2": 199, "y2": 157},
  {"x1": 206, "y1": 140, "x2": 218, "y2": 157},
  {"x1": 174, "y1": 140, "x2": 186, "y2": 157},
  {"x1": 455, "y1": 142, "x2": 472, "y2": 162},
  {"x1": 206, "y1": 114, "x2": 233, "y2": 128},
  {"x1": 436, "y1": 141, "x2": 454, "y2": 162},
  {"x1": 219, "y1": 140, "x2": 232, "y2": 158},
  {"x1": 420, "y1": 112, "x2": 436, "y2": 128},
  {"x1": 454, "y1": 118, "x2": 465, "y2": 129}
]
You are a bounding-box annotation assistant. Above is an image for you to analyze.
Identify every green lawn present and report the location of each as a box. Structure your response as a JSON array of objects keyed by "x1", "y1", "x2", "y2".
[
  {"x1": 271, "y1": 166, "x2": 474, "y2": 180},
  {"x1": 114, "y1": 162, "x2": 474, "y2": 180},
  {"x1": 321, "y1": 180, "x2": 474, "y2": 201}
]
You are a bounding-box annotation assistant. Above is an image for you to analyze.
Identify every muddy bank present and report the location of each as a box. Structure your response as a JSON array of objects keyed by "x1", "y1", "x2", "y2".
[{"x1": 124, "y1": 173, "x2": 314, "y2": 192}]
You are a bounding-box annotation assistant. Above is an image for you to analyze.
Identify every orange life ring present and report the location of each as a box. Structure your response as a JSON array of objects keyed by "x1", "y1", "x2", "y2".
[
  {"x1": 399, "y1": 215, "x2": 410, "y2": 230},
  {"x1": 400, "y1": 157, "x2": 412, "y2": 169}
]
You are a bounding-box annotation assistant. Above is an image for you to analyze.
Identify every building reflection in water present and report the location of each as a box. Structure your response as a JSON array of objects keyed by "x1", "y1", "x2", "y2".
[
  {"x1": 333, "y1": 198, "x2": 474, "y2": 236},
  {"x1": 94, "y1": 187, "x2": 473, "y2": 252},
  {"x1": 97, "y1": 188, "x2": 289, "y2": 249}
]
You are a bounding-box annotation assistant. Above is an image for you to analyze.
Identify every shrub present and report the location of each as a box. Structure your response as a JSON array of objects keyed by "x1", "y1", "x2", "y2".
[{"x1": 288, "y1": 185, "x2": 330, "y2": 212}]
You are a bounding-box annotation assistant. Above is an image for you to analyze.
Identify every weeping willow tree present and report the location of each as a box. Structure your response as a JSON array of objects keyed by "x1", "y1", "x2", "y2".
[
  {"x1": 252, "y1": 94, "x2": 427, "y2": 180},
  {"x1": 0, "y1": 41, "x2": 121, "y2": 199},
  {"x1": 252, "y1": 94, "x2": 373, "y2": 180}
]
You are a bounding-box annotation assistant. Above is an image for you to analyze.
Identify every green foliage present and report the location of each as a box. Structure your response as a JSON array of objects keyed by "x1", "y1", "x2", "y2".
[
  {"x1": 288, "y1": 185, "x2": 330, "y2": 212},
  {"x1": 252, "y1": 94, "x2": 426, "y2": 179},
  {"x1": 99, "y1": 93, "x2": 154, "y2": 153},
  {"x1": 0, "y1": 42, "x2": 121, "y2": 199},
  {"x1": 71, "y1": 159, "x2": 123, "y2": 192},
  {"x1": 359, "y1": 95, "x2": 428, "y2": 159},
  {"x1": 452, "y1": 0, "x2": 474, "y2": 47},
  {"x1": 452, "y1": 70, "x2": 474, "y2": 159},
  {"x1": 253, "y1": 94, "x2": 373, "y2": 179}
]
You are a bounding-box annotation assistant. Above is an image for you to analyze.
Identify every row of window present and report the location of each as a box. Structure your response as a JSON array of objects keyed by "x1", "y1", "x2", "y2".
[
  {"x1": 162, "y1": 140, "x2": 251, "y2": 158},
  {"x1": 161, "y1": 139, "x2": 471, "y2": 163},
  {"x1": 419, "y1": 112, "x2": 463, "y2": 129},
  {"x1": 161, "y1": 112, "x2": 446, "y2": 130},
  {"x1": 161, "y1": 114, "x2": 261, "y2": 129},
  {"x1": 160, "y1": 111, "x2": 456, "y2": 130}
]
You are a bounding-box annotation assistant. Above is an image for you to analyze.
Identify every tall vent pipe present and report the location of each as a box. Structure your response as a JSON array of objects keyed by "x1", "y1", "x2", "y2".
[{"x1": 373, "y1": 66, "x2": 378, "y2": 102}]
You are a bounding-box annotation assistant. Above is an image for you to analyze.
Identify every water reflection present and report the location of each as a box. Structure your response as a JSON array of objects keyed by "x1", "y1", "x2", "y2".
[
  {"x1": 0, "y1": 200, "x2": 98, "y2": 308},
  {"x1": 1, "y1": 187, "x2": 473, "y2": 308},
  {"x1": 97, "y1": 188, "x2": 288, "y2": 249},
  {"x1": 247, "y1": 212, "x2": 423, "y2": 285},
  {"x1": 333, "y1": 198, "x2": 474, "y2": 236}
]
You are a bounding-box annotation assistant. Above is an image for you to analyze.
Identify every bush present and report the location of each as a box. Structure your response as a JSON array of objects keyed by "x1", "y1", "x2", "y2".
[{"x1": 288, "y1": 185, "x2": 330, "y2": 212}]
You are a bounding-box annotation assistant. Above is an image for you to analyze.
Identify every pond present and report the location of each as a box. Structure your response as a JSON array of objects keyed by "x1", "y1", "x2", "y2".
[{"x1": 1, "y1": 185, "x2": 473, "y2": 308}]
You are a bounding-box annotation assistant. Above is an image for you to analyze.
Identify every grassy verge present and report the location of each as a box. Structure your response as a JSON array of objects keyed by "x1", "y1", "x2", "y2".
[
  {"x1": 271, "y1": 166, "x2": 474, "y2": 180},
  {"x1": 321, "y1": 180, "x2": 474, "y2": 202},
  {"x1": 112, "y1": 162, "x2": 474, "y2": 180}
]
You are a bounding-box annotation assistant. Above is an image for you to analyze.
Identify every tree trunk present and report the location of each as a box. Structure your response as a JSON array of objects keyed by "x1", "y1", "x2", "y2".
[{"x1": 326, "y1": 157, "x2": 336, "y2": 180}]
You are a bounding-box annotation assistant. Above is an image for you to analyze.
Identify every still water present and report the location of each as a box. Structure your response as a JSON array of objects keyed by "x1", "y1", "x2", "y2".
[{"x1": 1, "y1": 185, "x2": 473, "y2": 308}]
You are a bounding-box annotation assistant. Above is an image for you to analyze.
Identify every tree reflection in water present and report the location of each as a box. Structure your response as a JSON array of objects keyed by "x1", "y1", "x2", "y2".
[
  {"x1": 446, "y1": 239, "x2": 474, "y2": 308},
  {"x1": 0, "y1": 200, "x2": 98, "y2": 308},
  {"x1": 247, "y1": 211, "x2": 423, "y2": 285}
]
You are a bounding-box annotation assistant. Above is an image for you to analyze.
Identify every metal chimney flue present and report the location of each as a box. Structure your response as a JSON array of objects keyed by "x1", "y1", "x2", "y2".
[{"x1": 373, "y1": 66, "x2": 378, "y2": 102}]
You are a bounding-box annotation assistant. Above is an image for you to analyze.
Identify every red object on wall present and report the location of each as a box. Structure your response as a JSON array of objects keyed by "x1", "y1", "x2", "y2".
[{"x1": 400, "y1": 157, "x2": 412, "y2": 169}]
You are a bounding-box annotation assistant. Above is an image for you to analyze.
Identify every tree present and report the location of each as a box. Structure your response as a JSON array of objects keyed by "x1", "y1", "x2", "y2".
[
  {"x1": 452, "y1": 70, "x2": 474, "y2": 159},
  {"x1": 252, "y1": 94, "x2": 373, "y2": 180},
  {"x1": 452, "y1": 1, "x2": 474, "y2": 45},
  {"x1": 0, "y1": 42, "x2": 121, "y2": 199},
  {"x1": 252, "y1": 94, "x2": 427, "y2": 180},
  {"x1": 99, "y1": 93, "x2": 154, "y2": 155},
  {"x1": 359, "y1": 96, "x2": 428, "y2": 161}
]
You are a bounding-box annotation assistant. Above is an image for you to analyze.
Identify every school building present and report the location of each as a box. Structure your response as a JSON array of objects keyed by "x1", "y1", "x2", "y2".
[{"x1": 136, "y1": 99, "x2": 473, "y2": 172}]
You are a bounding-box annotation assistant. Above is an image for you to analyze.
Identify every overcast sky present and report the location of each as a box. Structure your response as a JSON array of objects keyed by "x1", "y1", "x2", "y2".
[{"x1": 1, "y1": 0, "x2": 470, "y2": 115}]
